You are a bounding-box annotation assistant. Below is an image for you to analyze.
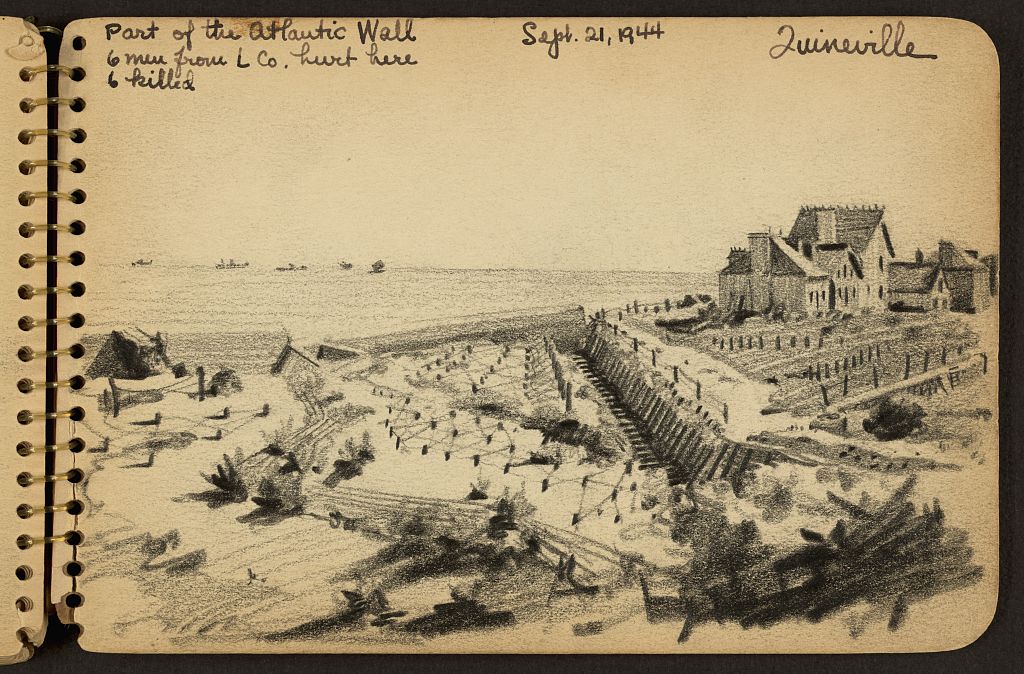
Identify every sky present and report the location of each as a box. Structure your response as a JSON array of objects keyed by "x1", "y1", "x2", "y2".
[{"x1": 68, "y1": 17, "x2": 999, "y2": 272}]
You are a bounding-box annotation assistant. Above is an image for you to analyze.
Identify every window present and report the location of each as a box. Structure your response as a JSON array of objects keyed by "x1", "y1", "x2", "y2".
[
  {"x1": 879, "y1": 256, "x2": 884, "y2": 271},
  {"x1": 878, "y1": 285, "x2": 884, "y2": 299},
  {"x1": 809, "y1": 291, "x2": 813, "y2": 304},
  {"x1": 843, "y1": 264, "x2": 848, "y2": 278}
]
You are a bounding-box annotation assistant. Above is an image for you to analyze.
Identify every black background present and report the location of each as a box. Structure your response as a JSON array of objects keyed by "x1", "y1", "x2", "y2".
[{"x1": 2, "y1": 1, "x2": 1021, "y2": 672}]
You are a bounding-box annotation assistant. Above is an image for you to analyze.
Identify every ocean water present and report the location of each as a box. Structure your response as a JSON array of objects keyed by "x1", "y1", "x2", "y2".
[{"x1": 87, "y1": 265, "x2": 716, "y2": 342}]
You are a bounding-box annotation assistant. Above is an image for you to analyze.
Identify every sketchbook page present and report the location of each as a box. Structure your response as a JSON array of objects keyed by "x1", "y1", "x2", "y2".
[
  {"x1": 60, "y1": 17, "x2": 998, "y2": 653},
  {"x1": 0, "y1": 17, "x2": 51, "y2": 664}
]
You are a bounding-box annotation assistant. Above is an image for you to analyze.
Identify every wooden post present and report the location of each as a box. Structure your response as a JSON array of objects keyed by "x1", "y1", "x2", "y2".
[
  {"x1": 108, "y1": 377, "x2": 121, "y2": 418},
  {"x1": 729, "y1": 336, "x2": 734, "y2": 351},
  {"x1": 197, "y1": 365, "x2": 206, "y2": 401},
  {"x1": 941, "y1": 346, "x2": 947, "y2": 364},
  {"x1": 843, "y1": 374, "x2": 849, "y2": 396},
  {"x1": 696, "y1": 381, "x2": 702, "y2": 400},
  {"x1": 634, "y1": 300, "x2": 639, "y2": 313},
  {"x1": 820, "y1": 384, "x2": 829, "y2": 407},
  {"x1": 619, "y1": 310, "x2": 623, "y2": 321},
  {"x1": 651, "y1": 350, "x2": 657, "y2": 367},
  {"x1": 722, "y1": 402, "x2": 729, "y2": 423},
  {"x1": 673, "y1": 365, "x2": 679, "y2": 383},
  {"x1": 923, "y1": 350, "x2": 930, "y2": 373},
  {"x1": 759, "y1": 335, "x2": 764, "y2": 349},
  {"x1": 565, "y1": 382, "x2": 573, "y2": 413},
  {"x1": 904, "y1": 352, "x2": 911, "y2": 380},
  {"x1": 873, "y1": 366, "x2": 879, "y2": 388},
  {"x1": 633, "y1": 337, "x2": 639, "y2": 352},
  {"x1": 776, "y1": 335, "x2": 781, "y2": 350}
]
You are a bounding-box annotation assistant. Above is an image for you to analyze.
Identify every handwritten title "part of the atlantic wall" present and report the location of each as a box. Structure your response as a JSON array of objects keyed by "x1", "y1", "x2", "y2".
[
  {"x1": 102, "y1": 18, "x2": 419, "y2": 91},
  {"x1": 101, "y1": 18, "x2": 938, "y2": 93}
]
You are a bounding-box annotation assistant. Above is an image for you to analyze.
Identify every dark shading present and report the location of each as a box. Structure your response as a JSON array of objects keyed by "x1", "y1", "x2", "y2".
[
  {"x1": 322, "y1": 432, "x2": 376, "y2": 487},
  {"x1": 537, "y1": 418, "x2": 625, "y2": 465},
  {"x1": 667, "y1": 476, "x2": 981, "y2": 642},
  {"x1": 85, "y1": 328, "x2": 172, "y2": 380},
  {"x1": 190, "y1": 451, "x2": 249, "y2": 507},
  {"x1": 237, "y1": 477, "x2": 304, "y2": 525},
  {"x1": 863, "y1": 396, "x2": 927, "y2": 440},
  {"x1": 403, "y1": 592, "x2": 515, "y2": 637},
  {"x1": 263, "y1": 588, "x2": 405, "y2": 641},
  {"x1": 137, "y1": 530, "x2": 208, "y2": 575},
  {"x1": 208, "y1": 368, "x2": 243, "y2": 396}
]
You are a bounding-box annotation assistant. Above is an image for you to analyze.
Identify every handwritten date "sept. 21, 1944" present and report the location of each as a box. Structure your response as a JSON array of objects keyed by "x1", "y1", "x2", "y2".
[{"x1": 521, "y1": 21, "x2": 665, "y2": 59}]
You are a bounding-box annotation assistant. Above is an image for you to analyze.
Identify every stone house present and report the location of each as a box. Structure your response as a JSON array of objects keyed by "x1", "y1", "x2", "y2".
[{"x1": 719, "y1": 205, "x2": 896, "y2": 315}]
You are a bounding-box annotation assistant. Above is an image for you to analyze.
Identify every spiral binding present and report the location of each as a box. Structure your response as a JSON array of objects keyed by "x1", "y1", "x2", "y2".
[{"x1": 14, "y1": 20, "x2": 85, "y2": 588}]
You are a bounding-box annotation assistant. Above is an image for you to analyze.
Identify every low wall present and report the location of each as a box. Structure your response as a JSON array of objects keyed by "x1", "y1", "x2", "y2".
[
  {"x1": 582, "y1": 322, "x2": 772, "y2": 485},
  {"x1": 322, "y1": 306, "x2": 587, "y2": 355}
]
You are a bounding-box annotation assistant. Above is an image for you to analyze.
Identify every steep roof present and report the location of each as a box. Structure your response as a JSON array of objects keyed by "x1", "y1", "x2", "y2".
[
  {"x1": 769, "y1": 236, "x2": 828, "y2": 278},
  {"x1": 811, "y1": 244, "x2": 865, "y2": 279},
  {"x1": 936, "y1": 240, "x2": 988, "y2": 271},
  {"x1": 720, "y1": 249, "x2": 751, "y2": 275},
  {"x1": 786, "y1": 205, "x2": 889, "y2": 255},
  {"x1": 889, "y1": 262, "x2": 939, "y2": 294}
]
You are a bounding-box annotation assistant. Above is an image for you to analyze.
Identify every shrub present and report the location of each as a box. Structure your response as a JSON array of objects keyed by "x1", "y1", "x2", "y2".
[
  {"x1": 863, "y1": 396, "x2": 926, "y2": 440},
  {"x1": 199, "y1": 449, "x2": 249, "y2": 506},
  {"x1": 208, "y1": 368, "x2": 243, "y2": 396}
]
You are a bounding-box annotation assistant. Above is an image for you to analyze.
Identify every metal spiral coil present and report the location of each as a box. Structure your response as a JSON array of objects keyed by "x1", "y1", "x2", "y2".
[{"x1": 15, "y1": 21, "x2": 87, "y2": 602}]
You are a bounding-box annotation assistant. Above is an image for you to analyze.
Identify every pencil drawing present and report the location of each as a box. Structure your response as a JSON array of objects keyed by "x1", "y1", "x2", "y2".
[{"x1": 68, "y1": 206, "x2": 996, "y2": 648}]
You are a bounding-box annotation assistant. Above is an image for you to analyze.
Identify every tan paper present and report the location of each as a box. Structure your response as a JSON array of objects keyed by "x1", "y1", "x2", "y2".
[
  {"x1": 0, "y1": 17, "x2": 51, "y2": 664},
  {"x1": 47, "y1": 16, "x2": 1000, "y2": 654}
]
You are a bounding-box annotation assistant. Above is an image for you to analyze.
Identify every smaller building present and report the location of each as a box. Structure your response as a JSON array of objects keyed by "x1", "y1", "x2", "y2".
[
  {"x1": 888, "y1": 261, "x2": 950, "y2": 312},
  {"x1": 888, "y1": 240, "x2": 994, "y2": 313}
]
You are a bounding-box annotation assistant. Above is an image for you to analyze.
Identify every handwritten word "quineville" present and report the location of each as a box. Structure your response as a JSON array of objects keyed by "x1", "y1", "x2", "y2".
[{"x1": 769, "y1": 22, "x2": 938, "y2": 60}]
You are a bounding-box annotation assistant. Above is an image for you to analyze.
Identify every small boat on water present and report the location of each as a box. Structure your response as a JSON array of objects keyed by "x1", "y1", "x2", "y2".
[
  {"x1": 370, "y1": 260, "x2": 386, "y2": 274},
  {"x1": 338, "y1": 261, "x2": 354, "y2": 270},
  {"x1": 275, "y1": 263, "x2": 308, "y2": 271},
  {"x1": 131, "y1": 259, "x2": 153, "y2": 267},
  {"x1": 215, "y1": 258, "x2": 249, "y2": 269}
]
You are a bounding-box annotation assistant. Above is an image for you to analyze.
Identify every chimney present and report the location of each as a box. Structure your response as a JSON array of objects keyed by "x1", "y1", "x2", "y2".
[
  {"x1": 915, "y1": 248, "x2": 924, "y2": 264},
  {"x1": 938, "y1": 240, "x2": 955, "y2": 267},
  {"x1": 748, "y1": 232, "x2": 770, "y2": 275},
  {"x1": 816, "y1": 208, "x2": 838, "y2": 243}
]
